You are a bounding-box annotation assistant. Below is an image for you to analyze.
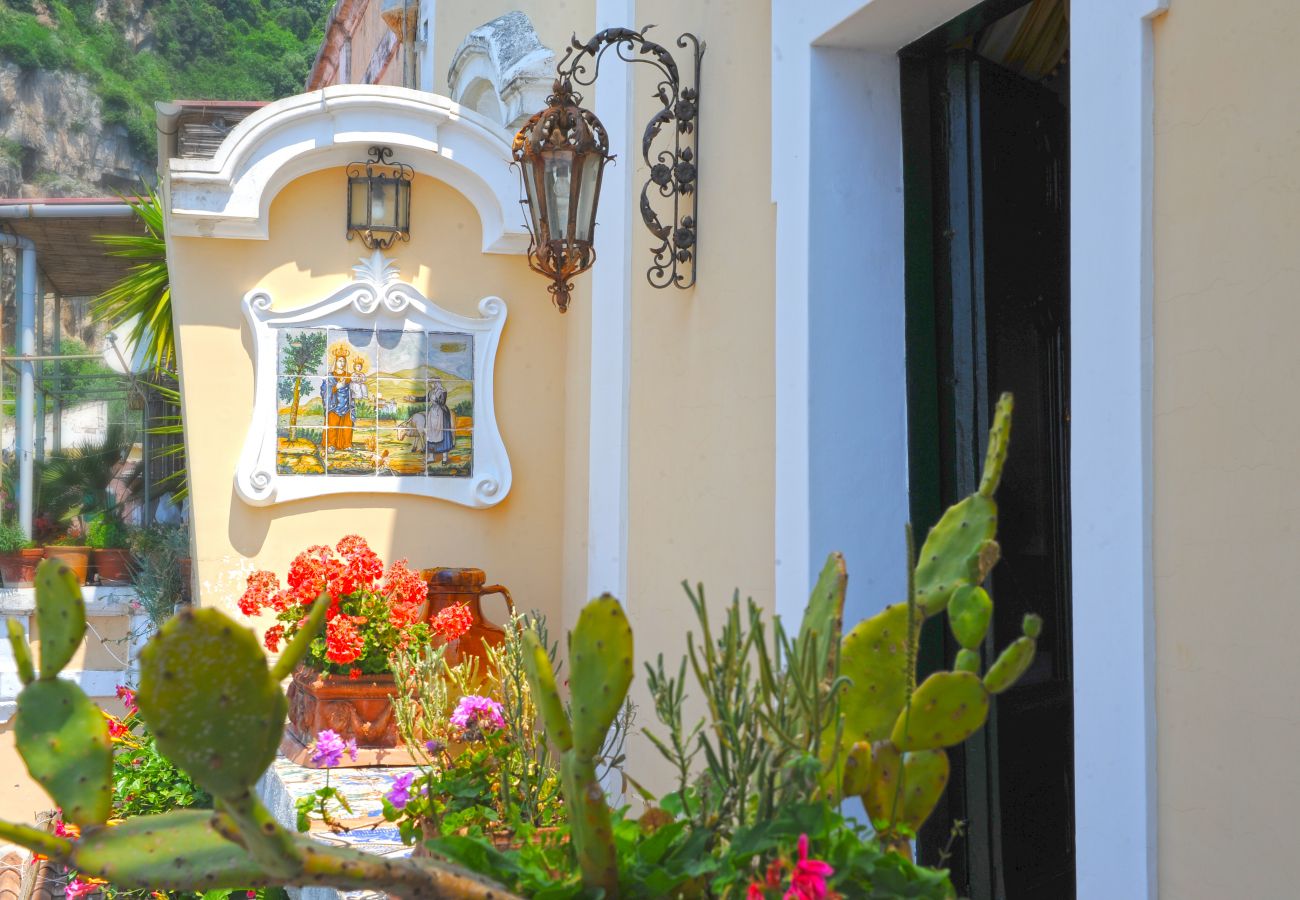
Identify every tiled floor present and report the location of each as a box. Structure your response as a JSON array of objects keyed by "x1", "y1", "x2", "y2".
[{"x1": 257, "y1": 754, "x2": 426, "y2": 900}]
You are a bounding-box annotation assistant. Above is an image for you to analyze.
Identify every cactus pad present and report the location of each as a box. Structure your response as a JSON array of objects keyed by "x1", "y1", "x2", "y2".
[
  {"x1": 15, "y1": 678, "x2": 111, "y2": 825},
  {"x1": 1022, "y1": 613, "x2": 1043, "y2": 639},
  {"x1": 7, "y1": 618, "x2": 33, "y2": 686},
  {"x1": 560, "y1": 750, "x2": 619, "y2": 895},
  {"x1": 836, "y1": 603, "x2": 918, "y2": 749},
  {"x1": 913, "y1": 495, "x2": 998, "y2": 617},
  {"x1": 34, "y1": 559, "x2": 86, "y2": 680},
  {"x1": 861, "y1": 740, "x2": 903, "y2": 825},
  {"x1": 137, "y1": 607, "x2": 285, "y2": 798},
  {"x1": 949, "y1": 586, "x2": 993, "y2": 650},
  {"x1": 68, "y1": 810, "x2": 269, "y2": 891},
  {"x1": 978, "y1": 394, "x2": 1014, "y2": 499},
  {"x1": 891, "y1": 671, "x2": 990, "y2": 752},
  {"x1": 984, "y1": 637, "x2": 1037, "y2": 695},
  {"x1": 897, "y1": 749, "x2": 951, "y2": 832},
  {"x1": 954, "y1": 648, "x2": 981, "y2": 674},
  {"x1": 841, "y1": 741, "x2": 874, "y2": 797},
  {"x1": 799, "y1": 552, "x2": 848, "y2": 679},
  {"x1": 520, "y1": 629, "x2": 573, "y2": 753},
  {"x1": 567, "y1": 594, "x2": 634, "y2": 756}
]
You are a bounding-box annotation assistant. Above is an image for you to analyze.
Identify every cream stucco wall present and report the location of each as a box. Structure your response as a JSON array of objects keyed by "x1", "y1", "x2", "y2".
[
  {"x1": 622, "y1": 0, "x2": 776, "y2": 787},
  {"x1": 167, "y1": 169, "x2": 569, "y2": 628},
  {"x1": 1152, "y1": 2, "x2": 1300, "y2": 896}
]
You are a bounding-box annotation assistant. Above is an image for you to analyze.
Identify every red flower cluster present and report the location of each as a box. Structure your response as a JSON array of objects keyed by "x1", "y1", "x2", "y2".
[
  {"x1": 325, "y1": 616, "x2": 365, "y2": 665},
  {"x1": 263, "y1": 623, "x2": 285, "y2": 653},
  {"x1": 431, "y1": 602, "x2": 475, "y2": 642},
  {"x1": 236, "y1": 536, "x2": 432, "y2": 676}
]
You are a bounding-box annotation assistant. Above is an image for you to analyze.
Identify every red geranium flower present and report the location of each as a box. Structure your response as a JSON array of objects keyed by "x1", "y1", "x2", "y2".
[
  {"x1": 325, "y1": 616, "x2": 365, "y2": 665},
  {"x1": 431, "y1": 603, "x2": 474, "y2": 642},
  {"x1": 263, "y1": 623, "x2": 285, "y2": 653}
]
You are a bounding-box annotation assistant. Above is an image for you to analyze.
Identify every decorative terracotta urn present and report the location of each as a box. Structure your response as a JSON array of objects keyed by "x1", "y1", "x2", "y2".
[
  {"x1": 422, "y1": 566, "x2": 514, "y2": 667},
  {"x1": 283, "y1": 667, "x2": 405, "y2": 766}
]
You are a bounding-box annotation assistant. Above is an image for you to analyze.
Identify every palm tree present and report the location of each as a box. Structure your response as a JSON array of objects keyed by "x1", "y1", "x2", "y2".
[
  {"x1": 40, "y1": 424, "x2": 131, "y2": 535},
  {"x1": 93, "y1": 186, "x2": 188, "y2": 500},
  {"x1": 93, "y1": 185, "x2": 174, "y2": 371}
]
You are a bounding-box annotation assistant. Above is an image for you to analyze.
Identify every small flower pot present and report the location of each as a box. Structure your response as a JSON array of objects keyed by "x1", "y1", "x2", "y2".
[
  {"x1": 92, "y1": 549, "x2": 134, "y2": 585},
  {"x1": 282, "y1": 666, "x2": 416, "y2": 767},
  {"x1": 0, "y1": 548, "x2": 42, "y2": 587},
  {"x1": 43, "y1": 546, "x2": 91, "y2": 585}
]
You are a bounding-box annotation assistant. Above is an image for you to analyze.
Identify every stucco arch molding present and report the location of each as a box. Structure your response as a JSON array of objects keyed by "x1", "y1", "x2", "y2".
[{"x1": 166, "y1": 85, "x2": 529, "y2": 254}]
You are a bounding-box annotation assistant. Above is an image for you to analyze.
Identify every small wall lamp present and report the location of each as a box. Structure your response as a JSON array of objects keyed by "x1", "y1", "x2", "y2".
[
  {"x1": 347, "y1": 146, "x2": 413, "y2": 250},
  {"x1": 513, "y1": 27, "x2": 704, "y2": 312}
]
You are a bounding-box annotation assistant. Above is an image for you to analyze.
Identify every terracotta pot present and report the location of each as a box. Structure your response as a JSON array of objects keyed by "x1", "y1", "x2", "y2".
[
  {"x1": 420, "y1": 567, "x2": 514, "y2": 667},
  {"x1": 0, "y1": 548, "x2": 41, "y2": 587},
  {"x1": 43, "y1": 546, "x2": 90, "y2": 584},
  {"x1": 285, "y1": 666, "x2": 401, "y2": 763},
  {"x1": 93, "y1": 549, "x2": 134, "y2": 585}
]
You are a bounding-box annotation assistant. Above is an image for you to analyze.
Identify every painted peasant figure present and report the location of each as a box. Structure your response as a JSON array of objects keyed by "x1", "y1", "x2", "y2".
[
  {"x1": 321, "y1": 348, "x2": 355, "y2": 450},
  {"x1": 426, "y1": 377, "x2": 454, "y2": 463}
]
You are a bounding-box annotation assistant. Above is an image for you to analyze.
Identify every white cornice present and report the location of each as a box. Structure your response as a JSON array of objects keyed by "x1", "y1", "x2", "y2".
[{"x1": 165, "y1": 85, "x2": 528, "y2": 254}]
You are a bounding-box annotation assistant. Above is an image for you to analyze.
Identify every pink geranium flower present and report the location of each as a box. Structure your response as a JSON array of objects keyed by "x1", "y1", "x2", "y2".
[{"x1": 783, "y1": 834, "x2": 834, "y2": 900}]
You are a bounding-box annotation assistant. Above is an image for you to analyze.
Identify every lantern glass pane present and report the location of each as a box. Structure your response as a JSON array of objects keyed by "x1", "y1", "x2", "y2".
[
  {"x1": 373, "y1": 180, "x2": 398, "y2": 229},
  {"x1": 543, "y1": 150, "x2": 574, "y2": 241},
  {"x1": 349, "y1": 178, "x2": 368, "y2": 230},
  {"x1": 574, "y1": 154, "x2": 602, "y2": 242},
  {"x1": 396, "y1": 179, "x2": 411, "y2": 232},
  {"x1": 522, "y1": 163, "x2": 543, "y2": 238}
]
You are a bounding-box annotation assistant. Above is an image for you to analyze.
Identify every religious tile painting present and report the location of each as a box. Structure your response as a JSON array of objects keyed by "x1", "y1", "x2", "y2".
[{"x1": 274, "y1": 326, "x2": 474, "y2": 479}]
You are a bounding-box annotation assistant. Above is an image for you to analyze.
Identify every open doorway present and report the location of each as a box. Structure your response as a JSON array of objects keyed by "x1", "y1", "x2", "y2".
[{"x1": 900, "y1": 0, "x2": 1074, "y2": 896}]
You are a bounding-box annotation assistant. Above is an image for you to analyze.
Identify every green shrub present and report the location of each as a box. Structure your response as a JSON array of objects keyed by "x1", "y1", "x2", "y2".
[
  {"x1": 0, "y1": 521, "x2": 32, "y2": 553},
  {"x1": 86, "y1": 513, "x2": 131, "y2": 550}
]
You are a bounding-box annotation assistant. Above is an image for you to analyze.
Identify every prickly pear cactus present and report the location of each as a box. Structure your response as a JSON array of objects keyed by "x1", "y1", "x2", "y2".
[
  {"x1": 6, "y1": 618, "x2": 34, "y2": 685},
  {"x1": 834, "y1": 392, "x2": 1045, "y2": 850},
  {"x1": 136, "y1": 607, "x2": 286, "y2": 799},
  {"x1": 568, "y1": 594, "x2": 634, "y2": 756},
  {"x1": 34, "y1": 559, "x2": 86, "y2": 679},
  {"x1": 15, "y1": 678, "x2": 112, "y2": 825},
  {"x1": 521, "y1": 595, "x2": 634, "y2": 898},
  {"x1": 890, "y1": 671, "x2": 989, "y2": 753}
]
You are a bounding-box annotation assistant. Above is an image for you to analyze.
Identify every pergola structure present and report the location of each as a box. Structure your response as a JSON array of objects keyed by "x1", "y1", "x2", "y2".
[{"x1": 0, "y1": 198, "x2": 164, "y2": 536}]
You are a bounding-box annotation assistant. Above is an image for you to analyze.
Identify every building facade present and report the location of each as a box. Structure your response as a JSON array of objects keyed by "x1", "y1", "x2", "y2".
[{"x1": 149, "y1": 0, "x2": 1298, "y2": 897}]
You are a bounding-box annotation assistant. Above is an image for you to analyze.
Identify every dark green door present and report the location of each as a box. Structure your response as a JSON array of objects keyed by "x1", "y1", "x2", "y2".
[{"x1": 901, "y1": 13, "x2": 1074, "y2": 898}]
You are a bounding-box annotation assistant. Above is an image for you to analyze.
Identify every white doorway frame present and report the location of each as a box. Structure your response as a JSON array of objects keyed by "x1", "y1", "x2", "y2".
[{"x1": 771, "y1": 1, "x2": 1167, "y2": 897}]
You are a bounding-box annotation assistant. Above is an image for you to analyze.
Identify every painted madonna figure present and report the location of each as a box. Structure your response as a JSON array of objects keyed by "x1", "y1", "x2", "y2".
[
  {"x1": 321, "y1": 347, "x2": 354, "y2": 450},
  {"x1": 426, "y1": 377, "x2": 454, "y2": 464}
]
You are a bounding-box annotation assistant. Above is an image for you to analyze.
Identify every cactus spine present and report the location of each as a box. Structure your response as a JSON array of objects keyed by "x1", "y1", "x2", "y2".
[
  {"x1": 521, "y1": 594, "x2": 634, "y2": 897},
  {"x1": 833, "y1": 393, "x2": 1044, "y2": 853}
]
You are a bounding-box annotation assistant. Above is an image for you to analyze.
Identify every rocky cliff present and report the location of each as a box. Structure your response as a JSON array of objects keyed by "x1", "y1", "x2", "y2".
[
  {"x1": 0, "y1": 0, "x2": 329, "y2": 199},
  {"x1": 0, "y1": 62, "x2": 153, "y2": 198}
]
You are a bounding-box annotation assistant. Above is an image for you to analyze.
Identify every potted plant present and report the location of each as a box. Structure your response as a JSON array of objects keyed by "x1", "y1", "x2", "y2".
[
  {"x1": 238, "y1": 535, "x2": 441, "y2": 766},
  {"x1": 0, "y1": 521, "x2": 40, "y2": 587},
  {"x1": 87, "y1": 512, "x2": 133, "y2": 585},
  {"x1": 40, "y1": 425, "x2": 132, "y2": 584}
]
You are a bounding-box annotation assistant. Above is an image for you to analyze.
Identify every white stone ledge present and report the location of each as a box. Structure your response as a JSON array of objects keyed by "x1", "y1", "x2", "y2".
[{"x1": 0, "y1": 586, "x2": 140, "y2": 616}]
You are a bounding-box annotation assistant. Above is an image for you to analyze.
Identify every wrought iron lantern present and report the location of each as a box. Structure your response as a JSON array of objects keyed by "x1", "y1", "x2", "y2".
[
  {"x1": 512, "y1": 81, "x2": 612, "y2": 312},
  {"x1": 514, "y1": 27, "x2": 704, "y2": 313},
  {"x1": 347, "y1": 146, "x2": 413, "y2": 250}
]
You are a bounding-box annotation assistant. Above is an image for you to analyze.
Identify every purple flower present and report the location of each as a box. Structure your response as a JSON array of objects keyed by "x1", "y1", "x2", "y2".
[
  {"x1": 449, "y1": 695, "x2": 505, "y2": 732},
  {"x1": 424, "y1": 739, "x2": 446, "y2": 755},
  {"x1": 310, "y1": 729, "x2": 347, "y2": 768},
  {"x1": 345, "y1": 738, "x2": 358, "y2": 762},
  {"x1": 386, "y1": 771, "x2": 416, "y2": 810}
]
